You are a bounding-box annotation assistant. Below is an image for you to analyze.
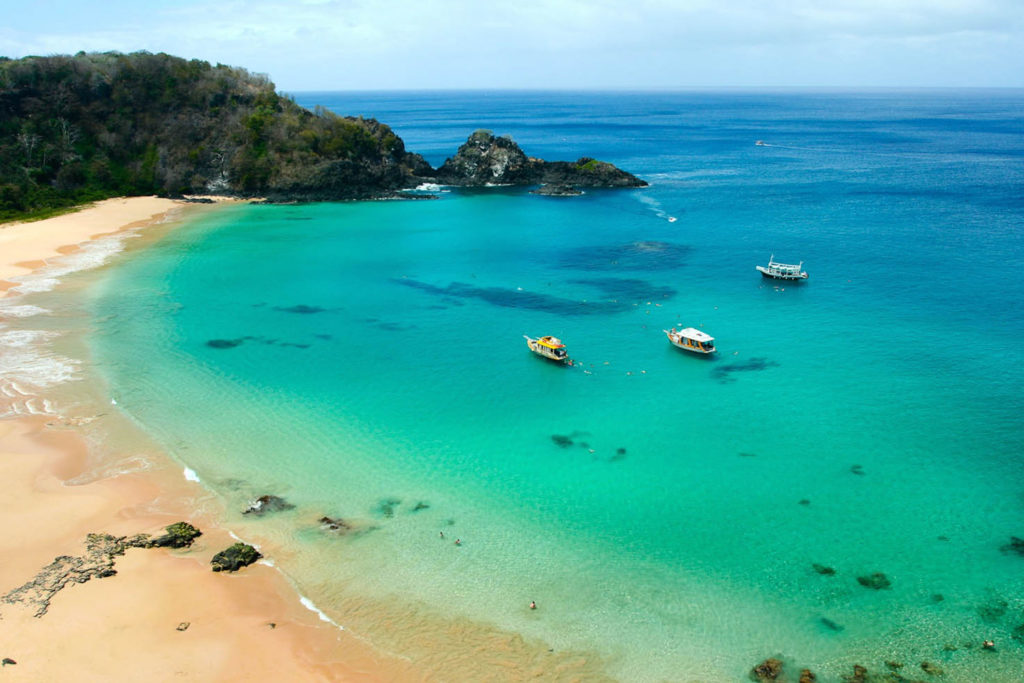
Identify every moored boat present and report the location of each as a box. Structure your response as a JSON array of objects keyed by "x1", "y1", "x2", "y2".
[
  {"x1": 524, "y1": 335, "x2": 571, "y2": 363},
  {"x1": 756, "y1": 255, "x2": 808, "y2": 281},
  {"x1": 664, "y1": 327, "x2": 716, "y2": 355}
]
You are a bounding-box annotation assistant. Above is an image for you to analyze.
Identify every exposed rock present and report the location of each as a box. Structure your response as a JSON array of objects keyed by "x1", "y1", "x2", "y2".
[
  {"x1": 799, "y1": 669, "x2": 817, "y2": 683},
  {"x1": 857, "y1": 572, "x2": 891, "y2": 589},
  {"x1": 243, "y1": 495, "x2": 295, "y2": 516},
  {"x1": 750, "y1": 657, "x2": 783, "y2": 681},
  {"x1": 812, "y1": 563, "x2": 837, "y2": 576},
  {"x1": 1, "y1": 533, "x2": 149, "y2": 617},
  {"x1": 176, "y1": 622, "x2": 190, "y2": 631},
  {"x1": 920, "y1": 661, "x2": 943, "y2": 676},
  {"x1": 210, "y1": 543, "x2": 262, "y2": 572},
  {"x1": 148, "y1": 522, "x2": 202, "y2": 549},
  {"x1": 2, "y1": 658, "x2": 16, "y2": 666},
  {"x1": 531, "y1": 184, "x2": 583, "y2": 197},
  {"x1": 434, "y1": 130, "x2": 646, "y2": 189}
]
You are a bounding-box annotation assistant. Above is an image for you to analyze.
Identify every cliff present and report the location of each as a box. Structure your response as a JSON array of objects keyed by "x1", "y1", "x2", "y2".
[{"x1": 0, "y1": 53, "x2": 644, "y2": 220}]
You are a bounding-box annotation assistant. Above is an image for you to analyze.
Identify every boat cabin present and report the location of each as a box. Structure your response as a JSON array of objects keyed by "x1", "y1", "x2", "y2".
[
  {"x1": 756, "y1": 255, "x2": 808, "y2": 280},
  {"x1": 665, "y1": 327, "x2": 716, "y2": 355},
  {"x1": 525, "y1": 335, "x2": 570, "y2": 362}
]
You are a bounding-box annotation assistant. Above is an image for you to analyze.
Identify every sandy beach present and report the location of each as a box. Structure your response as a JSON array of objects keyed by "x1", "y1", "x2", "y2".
[{"x1": 0, "y1": 198, "x2": 411, "y2": 681}]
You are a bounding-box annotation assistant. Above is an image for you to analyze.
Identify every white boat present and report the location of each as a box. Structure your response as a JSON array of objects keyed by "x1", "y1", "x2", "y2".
[
  {"x1": 756, "y1": 255, "x2": 808, "y2": 281},
  {"x1": 524, "y1": 335, "x2": 570, "y2": 363},
  {"x1": 664, "y1": 327, "x2": 716, "y2": 355}
]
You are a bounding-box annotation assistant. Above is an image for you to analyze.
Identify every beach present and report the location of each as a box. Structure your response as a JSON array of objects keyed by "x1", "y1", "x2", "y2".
[{"x1": 0, "y1": 198, "x2": 407, "y2": 681}]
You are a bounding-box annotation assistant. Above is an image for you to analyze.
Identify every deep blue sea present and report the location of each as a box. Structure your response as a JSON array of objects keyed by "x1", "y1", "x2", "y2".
[{"x1": 84, "y1": 90, "x2": 1024, "y2": 680}]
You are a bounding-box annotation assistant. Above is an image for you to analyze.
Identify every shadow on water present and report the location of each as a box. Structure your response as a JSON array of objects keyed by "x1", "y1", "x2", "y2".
[
  {"x1": 558, "y1": 240, "x2": 692, "y2": 272},
  {"x1": 394, "y1": 278, "x2": 675, "y2": 315}
]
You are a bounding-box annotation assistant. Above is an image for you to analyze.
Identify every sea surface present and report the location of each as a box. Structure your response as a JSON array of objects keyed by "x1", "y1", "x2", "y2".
[{"x1": 13, "y1": 90, "x2": 1024, "y2": 680}]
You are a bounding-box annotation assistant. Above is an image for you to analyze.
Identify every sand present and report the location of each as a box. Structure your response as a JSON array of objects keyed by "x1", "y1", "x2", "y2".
[{"x1": 0, "y1": 198, "x2": 414, "y2": 681}]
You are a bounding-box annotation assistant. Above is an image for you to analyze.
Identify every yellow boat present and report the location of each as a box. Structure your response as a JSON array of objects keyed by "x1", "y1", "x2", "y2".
[{"x1": 524, "y1": 335, "x2": 570, "y2": 363}]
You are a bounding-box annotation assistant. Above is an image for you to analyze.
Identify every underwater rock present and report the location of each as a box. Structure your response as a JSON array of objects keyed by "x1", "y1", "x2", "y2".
[
  {"x1": 798, "y1": 499, "x2": 811, "y2": 506},
  {"x1": 551, "y1": 434, "x2": 574, "y2": 448},
  {"x1": 920, "y1": 661, "x2": 943, "y2": 676},
  {"x1": 147, "y1": 522, "x2": 202, "y2": 548},
  {"x1": 819, "y1": 616, "x2": 844, "y2": 632},
  {"x1": 977, "y1": 596, "x2": 1008, "y2": 622},
  {"x1": 1013, "y1": 622, "x2": 1024, "y2": 642},
  {"x1": 273, "y1": 304, "x2": 328, "y2": 314},
  {"x1": 885, "y1": 661, "x2": 904, "y2": 670},
  {"x1": 206, "y1": 338, "x2": 244, "y2": 349},
  {"x1": 999, "y1": 536, "x2": 1024, "y2": 556},
  {"x1": 750, "y1": 658, "x2": 783, "y2": 681},
  {"x1": 376, "y1": 498, "x2": 402, "y2": 518},
  {"x1": 243, "y1": 495, "x2": 295, "y2": 516},
  {"x1": 849, "y1": 464, "x2": 865, "y2": 475},
  {"x1": 931, "y1": 593, "x2": 945, "y2": 603},
  {"x1": 210, "y1": 543, "x2": 262, "y2": 572},
  {"x1": 318, "y1": 516, "x2": 351, "y2": 532},
  {"x1": 812, "y1": 563, "x2": 837, "y2": 576},
  {"x1": 711, "y1": 357, "x2": 780, "y2": 384},
  {"x1": 843, "y1": 664, "x2": 868, "y2": 683},
  {"x1": 942, "y1": 643, "x2": 957, "y2": 651},
  {"x1": 412, "y1": 501, "x2": 430, "y2": 512},
  {"x1": 799, "y1": 669, "x2": 816, "y2": 683},
  {"x1": 857, "y1": 572, "x2": 891, "y2": 590},
  {"x1": 739, "y1": 452, "x2": 757, "y2": 457}
]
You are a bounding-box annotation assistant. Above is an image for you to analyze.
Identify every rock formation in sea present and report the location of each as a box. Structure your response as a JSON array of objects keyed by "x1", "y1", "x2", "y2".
[
  {"x1": 242, "y1": 494, "x2": 296, "y2": 516},
  {"x1": 433, "y1": 130, "x2": 647, "y2": 191}
]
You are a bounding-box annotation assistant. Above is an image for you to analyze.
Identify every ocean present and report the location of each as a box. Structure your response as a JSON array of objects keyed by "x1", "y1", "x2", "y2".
[{"x1": 16, "y1": 90, "x2": 1024, "y2": 680}]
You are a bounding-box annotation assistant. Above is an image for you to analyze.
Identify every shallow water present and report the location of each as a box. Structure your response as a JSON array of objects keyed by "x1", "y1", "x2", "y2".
[{"x1": 57, "y1": 91, "x2": 1024, "y2": 679}]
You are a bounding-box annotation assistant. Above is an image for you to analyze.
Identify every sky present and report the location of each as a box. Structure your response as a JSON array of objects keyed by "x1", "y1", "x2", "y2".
[{"x1": 1, "y1": 0, "x2": 1022, "y2": 91}]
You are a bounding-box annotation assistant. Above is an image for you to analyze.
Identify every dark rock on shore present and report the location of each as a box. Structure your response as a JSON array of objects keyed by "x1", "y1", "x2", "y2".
[
  {"x1": 857, "y1": 572, "x2": 891, "y2": 589},
  {"x1": 750, "y1": 657, "x2": 783, "y2": 681},
  {"x1": 147, "y1": 522, "x2": 202, "y2": 549},
  {"x1": 2, "y1": 658, "x2": 16, "y2": 666},
  {"x1": 531, "y1": 184, "x2": 584, "y2": 197},
  {"x1": 433, "y1": 130, "x2": 647, "y2": 189},
  {"x1": 243, "y1": 495, "x2": 295, "y2": 516},
  {"x1": 210, "y1": 543, "x2": 262, "y2": 572}
]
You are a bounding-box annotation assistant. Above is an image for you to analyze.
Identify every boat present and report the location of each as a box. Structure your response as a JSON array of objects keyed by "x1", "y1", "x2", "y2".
[
  {"x1": 756, "y1": 255, "x2": 808, "y2": 281},
  {"x1": 664, "y1": 327, "x2": 716, "y2": 355},
  {"x1": 524, "y1": 335, "x2": 571, "y2": 363},
  {"x1": 755, "y1": 140, "x2": 767, "y2": 146}
]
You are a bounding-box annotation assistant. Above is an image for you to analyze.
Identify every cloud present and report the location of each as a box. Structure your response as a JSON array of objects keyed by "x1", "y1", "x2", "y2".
[{"x1": 0, "y1": 0, "x2": 1021, "y2": 88}]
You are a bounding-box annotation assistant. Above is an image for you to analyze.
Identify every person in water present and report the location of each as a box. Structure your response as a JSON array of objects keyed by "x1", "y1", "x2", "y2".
[{"x1": 529, "y1": 601, "x2": 536, "y2": 610}]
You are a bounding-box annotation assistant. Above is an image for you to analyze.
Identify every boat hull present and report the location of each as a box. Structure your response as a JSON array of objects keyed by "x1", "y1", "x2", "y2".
[{"x1": 757, "y1": 266, "x2": 808, "y2": 281}]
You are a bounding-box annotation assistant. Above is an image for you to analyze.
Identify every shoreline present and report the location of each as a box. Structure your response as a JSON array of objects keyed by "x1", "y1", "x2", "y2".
[{"x1": 0, "y1": 197, "x2": 410, "y2": 680}]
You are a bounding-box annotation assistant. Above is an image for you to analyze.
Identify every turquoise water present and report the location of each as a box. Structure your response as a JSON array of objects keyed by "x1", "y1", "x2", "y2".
[{"x1": 88, "y1": 91, "x2": 1024, "y2": 680}]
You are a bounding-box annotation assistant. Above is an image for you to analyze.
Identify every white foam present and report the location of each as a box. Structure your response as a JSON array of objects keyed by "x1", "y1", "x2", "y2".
[
  {"x1": 183, "y1": 466, "x2": 201, "y2": 482},
  {"x1": 0, "y1": 303, "x2": 50, "y2": 318},
  {"x1": 299, "y1": 596, "x2": 342, "y2": 627},
  {"x1": 7, "y1": 229, "x2": 141, "y2": 296}
]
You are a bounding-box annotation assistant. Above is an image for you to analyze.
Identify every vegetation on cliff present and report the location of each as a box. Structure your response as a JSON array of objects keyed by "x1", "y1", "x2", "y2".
[
  {"x1": 0, "y1": 53, "x2": 646, "y2": 221},
  {"x1": 0, "y1": 51, "x2": 429, "y2": 220}
]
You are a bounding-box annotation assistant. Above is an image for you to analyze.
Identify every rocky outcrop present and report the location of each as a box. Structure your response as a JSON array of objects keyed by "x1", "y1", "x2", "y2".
[
  {"x1": 147, "y1": 521, "x2": 203, "y2": 548},
  {"x1": 750, "y1": 658, "x2": 783, "y2": 681},
  {"x1": 531, "y1": 184, "x2": 584, "y2": 197},
  {"x1": 210, "y1": 543, "x2": 262, "y2": 572},
  {"x1": 433, "y1": 130, "x2": 647, "y2": 190},
  {"x1": 243, "y1": 495, "x2": 295, "y2": 516}
]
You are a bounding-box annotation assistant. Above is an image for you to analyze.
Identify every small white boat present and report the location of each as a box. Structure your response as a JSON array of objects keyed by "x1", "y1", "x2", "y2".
[
  {"x1": 524, "y1": 335, "x2": 570, "y2": 363},
  {"x1": 664, "y1": 327, "x2": 716, "y2": 355},
  {"x1": 756, "y1": 255, "x2": 808, "y2": 281}
]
